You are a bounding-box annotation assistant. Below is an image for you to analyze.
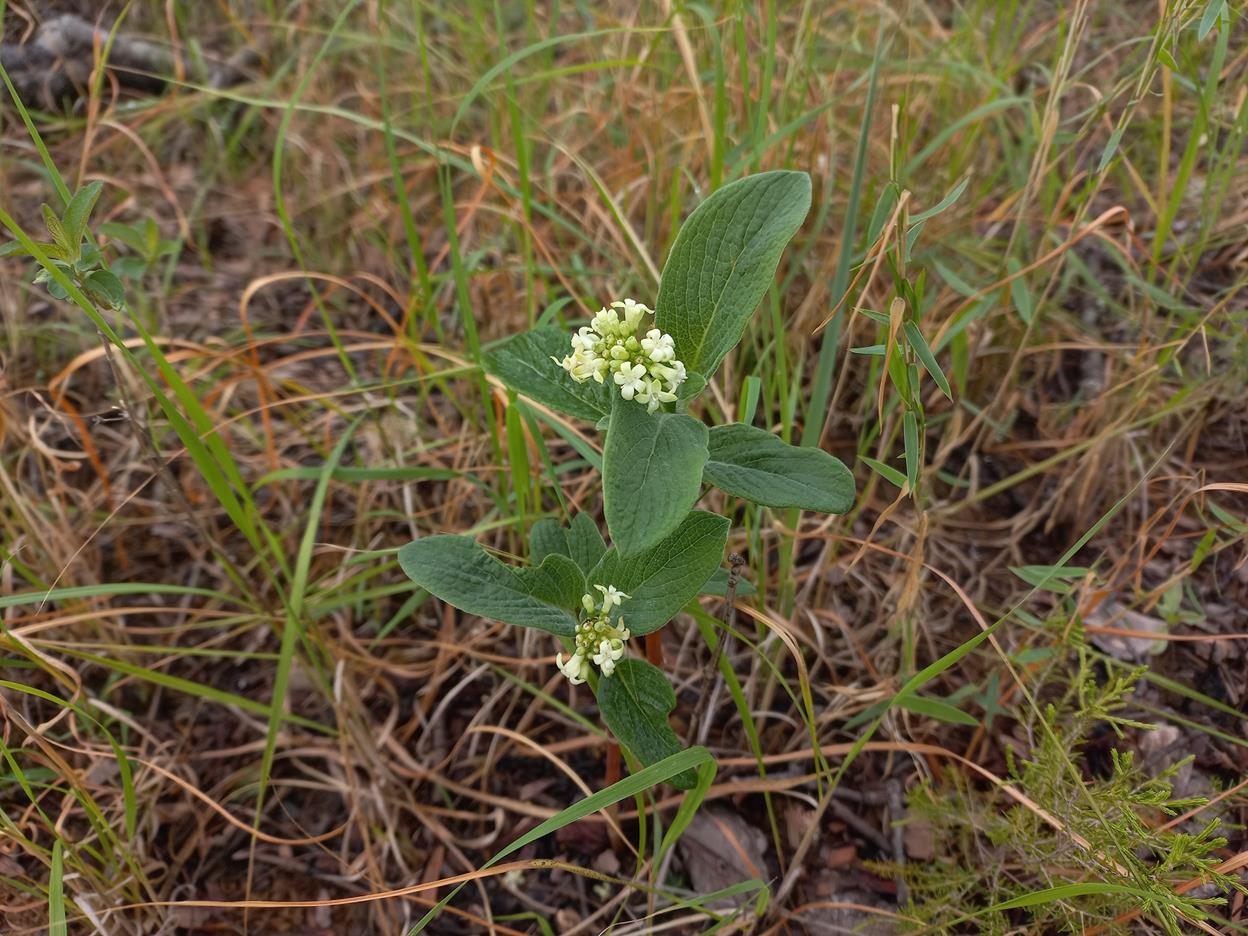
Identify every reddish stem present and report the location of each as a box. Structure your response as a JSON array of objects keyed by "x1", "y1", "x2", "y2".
[
  {"x1": 644, "y1": 631, "x2": 664, "y2": 667},
  {"x1": 605, "y1": 741, "x2": 621, "y2": 786},
  {"x1": 604, "y1": 741, "x2": 622, "y2": 846}
]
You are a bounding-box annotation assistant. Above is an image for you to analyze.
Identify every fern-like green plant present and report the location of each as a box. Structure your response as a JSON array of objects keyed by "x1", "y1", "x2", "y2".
[{"x1": 895, "y1": 645, "x2": 1240, "y2": 935}]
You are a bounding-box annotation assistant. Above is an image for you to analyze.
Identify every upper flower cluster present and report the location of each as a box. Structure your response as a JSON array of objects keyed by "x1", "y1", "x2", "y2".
[
  {"x1": 553, "y1": 299, "x2": 687, "y2": 413},
  {"x1": 556, "y1": 584, "x2": 631, "y2": 684}
]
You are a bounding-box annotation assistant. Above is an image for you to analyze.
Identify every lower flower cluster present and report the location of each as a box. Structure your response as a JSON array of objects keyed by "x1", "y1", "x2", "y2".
[
  {"x1": 556, "y1": 584, "x2": 631, "y2": 684},
  {"x1": 552, "y1": 298, "x2": 687, "y2": 413}
]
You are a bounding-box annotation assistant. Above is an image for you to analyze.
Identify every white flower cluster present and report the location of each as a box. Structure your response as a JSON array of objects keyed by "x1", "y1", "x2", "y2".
[
  {"x1": 556, "y1": 584, "x2": 631, "y2": 684},
  {"x1": 553, "y1": 299, "x2": 687, "y2": 413}
]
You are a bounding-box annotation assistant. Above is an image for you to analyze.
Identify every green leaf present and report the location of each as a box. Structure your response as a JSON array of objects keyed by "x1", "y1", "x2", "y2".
[
  {"x1": 655, "y1": 171, "x2": 811, "y2": 377},
  {"x1": 1009, "y1": 564, "x2": 1094, "y2": 595},
  {"x1": 0, "y1": 240, "x2": 45, "y2": 258},
  {"x1": 908, "y1": 174, "x2": 970, "y2": 225},
  {"x1": 861, "y1": 455, "x2": 907, "y2": 489},
  {"x1": 1007, "y1": 257, "x2": 1033, "y2": 324},
  {"x1": 676, "y1": 371, "x2": 707, "y2": 401},
  {"x1": 903, "y1": 321, "x2": 952, "y2": 400},
  {"x1": 703, "y1": 423, "x2": 855, "y2": 514},
  {"x1": 588, "y1": 511, "x2": 728, "y2": 635},
  {"x1": 530, "y1": 513, "x2": 607, "y2": 575},
  {"x1": 1097, "y1": 124, "x2": 1126, "y2": 173},
  {"x1": 143, "y1": 217, "x2": 160, "y2": 256},
  {"x1": 85, "y1": 269, "x2": 126, "y2": 309},
  {"x1": 599, "y1": 658, "x2": 696, "y2": 789},
  {"x1": 846, "y1": 693, "x2": 977, "y2": 730},
  {"x1": 483, "y1": 326, "x2": 612, "y2": 423},
  {"x1": 254, "y1": 465, "x2": 467, "y2": 486},
  {"x1": 519, "y1": 553, "x2": 588, "y2": 613},
  {"x1": 602, "y1": 397, "x2": 709, "y2": 556},
  {"x1": 63, "y1": 180, "x2": 104, "y2": 248},
  {"x1": 1124, "y1": 273, "x2": 1186, "y2": 310},
  {"x1": 48, "y1": 840, "x2": 66, "y2": 936},
  {"x1": 864, "y1": 183, "x2": 900, "y2": 247},
  {"x1": 530, "y1": 519, "x2": 567, "y2": 563},
  {"x1": 398, "y1": 535, "x2": 580, "y2": 635},
  {"x1": 75, "y1": 242, "x2": 102, "y2": 272},
  {"x1": 98, "y1": 221, "x2": 148, "y2": 253},
  {"x1": 903, "y1": 410, "x2": 920, "y2": 489},
  {"x1": 42, "y1": 204, "x2": 73, "y2": 258},
  {"x1": 897, "y1": 695, "x2": 979, "y2": 727},
  {"x1": 1197, "y1": 0, "x2": 1226, "y2": 41},
  {"x1": 110, "y1": 256, "x2": 148, "y2": 280},
  {"x1": 408, "y1": 747, "x2": 715, "y2": 933},
  {"x1": 741, "y1": 374, "x2": 762, "y2": 424}
]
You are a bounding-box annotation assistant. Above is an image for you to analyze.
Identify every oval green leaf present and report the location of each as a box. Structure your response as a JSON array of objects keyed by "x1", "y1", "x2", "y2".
[
  {"x1": 598, "y1": 658, "x2": 696, "y2": 789},
  {"x1": 704, "y1": 423, "x2": 855, "y2": 514},
  {"x1": 602, "y1": 398, "x2": 709, "y2": 556},
  {"x1": 483, "y1": 325, "x2": 612, "y2": 423},
  {"x1": 530, "y1": 512, "x2": 607, "y2": 575},
  {"x1": 588, "y1": 511, "x2": 729, "y2": 635},
  {"x1": 655, "y1": 171, "x2": 811, "y2": 378},
  {"x1": 398, "y1": 535, "x2": 582, "y2": 636}
]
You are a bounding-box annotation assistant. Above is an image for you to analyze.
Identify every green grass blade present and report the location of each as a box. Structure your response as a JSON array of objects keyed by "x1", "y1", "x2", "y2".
[
  {"x1": 0, "y1": 66, "x2": 72, "y2": 205},
  {"x1": 0, "y1": 582, "x2": 255, "y2": 611},
  {"x1": 55, "y1": 651, "x2": 330, "y2": 733},
  {"x1": 48, "y1": 840, "x2": 66, "y2": 936},
  {"x1": 255, "y1": 417, "x2": 361, "y2": 822},
  {"x1": 407, "y1": 747, "x2": 716, "y2": 933}
]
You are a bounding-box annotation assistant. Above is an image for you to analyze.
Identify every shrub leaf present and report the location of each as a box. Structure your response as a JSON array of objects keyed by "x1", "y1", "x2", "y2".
[
  {"x1": 588, "y1": 511, "x2": 728, "y2": 635},
  {"x1": 483, "y1": 326, "x2": 612, "y2": 423},
  {"x1": 399, "y1": 535, "x2": 583, "y2": 636},
  {"x1": 599, "y1": 658, "x2": 696, "y2": 789},
  {"x1": 530, "y1": 513, "x2": 607, "y2": 576},
  {"x1": 703, "y1": 423, "x2": 855, "y2": 513},
  {"x1": 602, "y1": 397, "x2": 708, "y2": 556},
  {"x1": 655, "y1": 171, "x2": 811, "y2": 377}
]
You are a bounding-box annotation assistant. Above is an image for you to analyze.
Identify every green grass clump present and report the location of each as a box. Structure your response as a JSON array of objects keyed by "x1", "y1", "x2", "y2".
[{"x1": 900, "y1": 642, "x2": 1243, "y2": 934}]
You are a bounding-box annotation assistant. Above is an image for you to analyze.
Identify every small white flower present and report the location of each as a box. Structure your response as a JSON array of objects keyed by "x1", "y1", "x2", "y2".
[
  {"x1": 556, "y1": 651, "x2": 590, "y2": 685},
  {"x1": 591, "y1": 306, "x2": 621, "y2": 337},
  {"x1": 641, "y1": 328, "x2": 675, "y2": 363},
  {"x1": 582, "y1": 593, "x2": 597, "y2": 614},
  {"x1": 649, "y1": 363, "x2": 685, "y2": 399},
  {"x1": 593, "y1": 634, "x2": 626, "y2": 676},
  {"x1": 636, "y1": 378, "x2": 674, "y2": 413},
  {"x1": 594, "y1": 584, "x2": 629, "y2": 613},
  {"x1": 571, "y1": 326, "x2": 597, "y2": 352},
  {"x1": 593, "y1": 636, "x2": 625, "y2": 665},
  {"x1": 611, "y1": 298, "x2": 650, "y2": 332},
  {"x1": 614, "y1": 363, "x2": 648, "y2": 399}
]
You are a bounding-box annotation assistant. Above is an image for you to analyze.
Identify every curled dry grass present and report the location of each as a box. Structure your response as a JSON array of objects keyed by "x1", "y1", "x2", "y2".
[{"x1": 1, "y1": 1, "x2": 1247, "y2": 933}]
